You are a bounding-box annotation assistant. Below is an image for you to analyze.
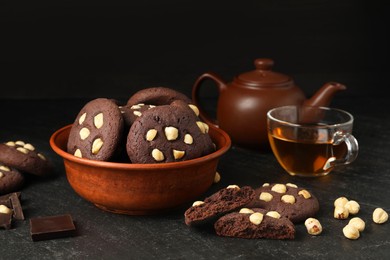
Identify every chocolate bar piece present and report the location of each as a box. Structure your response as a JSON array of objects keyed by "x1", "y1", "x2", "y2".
[
  {"x1": 0, "y1": 192, "x2": 22, "y2": 229},
  {"x1": 30, "y1": 214, "x2": 76, "y2": 241},
  {"x1": 0, "y1": 212, "x2": 12, "y2": 229},
  {"x1": 9, "y1": 192, "x2": 24, "y2": 220},
  {"x1": 0, "y1": 192, "x2": 21, "y2": 201}
]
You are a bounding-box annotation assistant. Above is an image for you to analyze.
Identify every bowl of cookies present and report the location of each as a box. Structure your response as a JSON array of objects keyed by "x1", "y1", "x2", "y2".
[{"x1": 50, "y1": 87, "x2": 231, "y2": 215}]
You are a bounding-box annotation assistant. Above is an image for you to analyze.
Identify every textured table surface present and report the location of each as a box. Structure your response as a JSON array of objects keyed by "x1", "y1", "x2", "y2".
[{"x1": 0, "y1": 96, "x2": 389, "y2": 259}]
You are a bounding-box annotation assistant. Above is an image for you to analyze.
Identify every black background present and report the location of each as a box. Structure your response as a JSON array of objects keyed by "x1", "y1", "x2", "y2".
[{"x1": 1, "y1": 0, "x2": 388, "y2": 99}]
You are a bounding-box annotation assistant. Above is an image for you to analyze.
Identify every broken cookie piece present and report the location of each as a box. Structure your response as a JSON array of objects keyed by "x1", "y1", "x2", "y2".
[
  {"x1": 184, "y1": 185, "x2": 255, "y2": 226},
  {"x1": 214, "y1": 208, "x2": 295, "y2": 239}
]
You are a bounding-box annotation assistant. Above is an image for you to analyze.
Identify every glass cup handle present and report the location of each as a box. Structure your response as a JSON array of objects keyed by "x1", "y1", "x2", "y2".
[{"x1": 323, "y1": 132, "x2": 359, "y2": 170}]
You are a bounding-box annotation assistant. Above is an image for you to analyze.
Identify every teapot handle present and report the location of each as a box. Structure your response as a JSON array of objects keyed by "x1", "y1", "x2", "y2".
[{"x1": 192, "y1": 72, "x2": 227, "y2": 128}]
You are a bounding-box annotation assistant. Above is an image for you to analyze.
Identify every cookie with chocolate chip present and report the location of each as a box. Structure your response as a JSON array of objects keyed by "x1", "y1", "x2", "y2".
[
  {"x1": 126, "y1": 100, "x2": 214, "y2": 164},
  {"x1": 0, "y1": 163, "x2": 25, "y2": 195},
  {"x1": 245, "y1": 183, "x2": 320, "y2": 223},
  {"x1": 184, "y1": 185, "x2": 255, "y2": 226},
  {"x1": 67, "y1": 98, "x2": 125, "y2": 161},
  {"x1": 0, "y1": 141, "x2": 52, "y2": 177}
]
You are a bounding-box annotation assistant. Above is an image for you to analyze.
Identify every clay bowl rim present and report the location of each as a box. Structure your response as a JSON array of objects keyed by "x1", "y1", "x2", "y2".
[{"x1": 50, "y1": 124, "x2": 232, "y2": 170}]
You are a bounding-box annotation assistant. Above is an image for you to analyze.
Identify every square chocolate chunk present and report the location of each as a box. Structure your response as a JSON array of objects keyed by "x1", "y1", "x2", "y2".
[{"x1": 30, "y1": 214, "x2": 76, "y2": 241}]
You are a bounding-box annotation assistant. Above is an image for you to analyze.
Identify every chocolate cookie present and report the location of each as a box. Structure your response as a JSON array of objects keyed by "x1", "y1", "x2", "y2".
[
  {"x1": 126, "y1": 100, "x2": 214, "y2": 164},
  {"x1": 184, "y1": 185, "x2": 255, "y2": 226},
  {"x1": 120, "y1": 103, "x2": 156, "y2": 127},
  {"x1": 0, "y1": 141, "x2": 52, "y2": 177},
  {"x1": 123, "y1": 87, "x2": 200, "y2": 128},
  {"x1": 67, "y1": 98, "x2": 125, "y2": 161},
  {"x1": 245, "y1": 183, "x2": 320, "y2": 223},
  {"x1": 214, "y1": 208, "x2": 295, "y2": 239},
  {"x1": 126, "y1": 87, "x2": 192, "y2": 107},
  {"x1": 0, "y1": 164, "x2": 25, "y2": 195}
]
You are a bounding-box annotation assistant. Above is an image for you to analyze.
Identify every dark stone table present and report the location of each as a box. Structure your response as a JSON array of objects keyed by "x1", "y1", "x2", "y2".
[{"x1": 0, "y1": 95, "x2": 389, "y2": 259}]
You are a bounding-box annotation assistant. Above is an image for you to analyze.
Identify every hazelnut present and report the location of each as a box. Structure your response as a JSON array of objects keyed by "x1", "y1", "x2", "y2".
[
  {"x1": 343, "y1": 224, "x2": 360, "y2": 240},
  {"x1": 37, "y1": 153, "x2": 46, "y2": 161},
  {"x1": 266, "y1": 211, "x2": 281, "y2": 219},
  {"x1": 15, "y1": 140, "x2": 25, "y2": 146},
  {"x1": 227, "y1": 185, "x2": 240, "y2": 190},
  {"x1": 91, "y1": 138, "x2": 104, "y2": 154},
  {"x1": 249, "y1": 212, "x2": 264, "y2": 225},
  {"x1": 146, "y1": 129, "x2": 158, "y2": 141},
  {"x1": 271, "y1": 184, "x2": 287, "y2": 194},
  {"x1": 164, "y1": 126, "x2": 179, "y2": 141},
  {"x1": 305, "y1": 218, "x2": 323, "y2": 235},
  {"x1": 130, "y1": 104, "x2": 142, "y2": 109},
  {"x1": 196, "y1": 121, "x2": 209, "y2": 134},
  {"x1": 5, "y1": 141, "x2": 15, "y2": 146},
  {"x1": 281, "y1": 195, "x2": 296, "y2": 204},
  {"x1": 74, "y1": 149, "x2": 82, "y2": 158},
  {"x1": 286, "y1": 183, "x2": 298, "y2": 188},
  {"x1": 188, "y1": 104, "x2": 200, "y2": 116},
  {"x1": 334, "y1": 206, "x2": 349, "y2": 219},
  {"x1": 133, "y1": 111, "x2": 142, "y2": 117},
  {"x1": 334, "y1": 197, "x2": 349, "y2": 207},
  {"x1": 298, "y1": 189, "x2": 312, "y2": 199},
  {"x1": 373, "y1": 208, "x2": 388, "y2": 224},
  {"x1": 239, "y1": 208, "x2": 254, "y2": 214},
  {"x1": 183, "y1": 134, "x2": 193, "y2": 145},
  {"x1": 0, "y1": 204, "x2": 12, "y2": 214},
  {"x1": 0, "y1": 165, "x2": 10, "y2": 172},
  {"x1": 151, "y1": 149, "x2": 164, "y2": 161},
  {"x1": 79, "y1": 127, "x2": 91, "y2": 140},
  {"x1": 16, "y1": 147, "x2": 28, "y2": 154},
  {"x1": 173, "y1": 149, "x2": 185, "y2": 160},
  {"x1": 345, "y1": 200, "x2": 360, "y2": 215},
  {"x1": 259, "y1": 192, "x2": 273, "y2": 202},
  {"x1": 23, "y1": 143, "x2": 35, "y2": 151},
  {"x1": 94, "y1": 113, "x2": 104, "y2": 129},
  {"x1": 78, "y1": 113, "x2": 87, "y2": 125},
  {"x1": 348, "y1": 217, "x2": 365, "y2": 232},
  {"x1": 192, "y1": 201, "x2": 204, "y2": 207},
  {"x1": 213, "y1": 172, "x2": 221, "y2": 183},
  {"x1": 196, "y1": 121, "x2": 206, "y2": 133},
  {"x1": 262, "y1": 183, "x2": 270, "y2": 187}
]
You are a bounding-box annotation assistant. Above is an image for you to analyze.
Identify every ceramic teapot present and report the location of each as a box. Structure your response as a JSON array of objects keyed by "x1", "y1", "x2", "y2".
[{"x1": 192, "y1": 58, "x2": 346, "y2": 149}]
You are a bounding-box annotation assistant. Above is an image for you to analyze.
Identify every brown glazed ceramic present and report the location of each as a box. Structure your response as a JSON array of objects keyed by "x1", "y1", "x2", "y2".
[
  {"x1": 50, "y1": 124, "x2": 231, "y2": 215},
  {"x1": 192, "y1": 58, "x2": 346, "y2": 149}
]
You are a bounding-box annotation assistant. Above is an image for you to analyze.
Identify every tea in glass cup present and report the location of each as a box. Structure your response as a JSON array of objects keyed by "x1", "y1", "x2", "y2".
[{"x1": 267, "y1": 106, "x2": 358, "y2": 177}]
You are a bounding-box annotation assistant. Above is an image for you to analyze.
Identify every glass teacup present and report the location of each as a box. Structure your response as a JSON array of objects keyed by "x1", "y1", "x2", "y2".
[{"x1": 267, "y1": 106, "x2": 359, "y2": 177}]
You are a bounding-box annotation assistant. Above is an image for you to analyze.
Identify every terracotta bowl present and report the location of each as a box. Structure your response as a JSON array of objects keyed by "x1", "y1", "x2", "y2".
[{"x1": 50, "y1": 124, "x2": 231, "y2": 215}]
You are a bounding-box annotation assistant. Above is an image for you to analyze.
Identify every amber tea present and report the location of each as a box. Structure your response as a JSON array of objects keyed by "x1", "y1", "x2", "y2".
[
  {"x1": 269, "y1": 128, "x2": 347, "y2": 177},
  {"x1": 267, "y1": 106, "x2": 358, "y2": 177}
]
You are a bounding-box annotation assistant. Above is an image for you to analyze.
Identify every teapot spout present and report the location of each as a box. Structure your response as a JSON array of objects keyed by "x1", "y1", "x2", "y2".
[{"x1": 303, "y1": 82, "x2": 346, "y2": 107}]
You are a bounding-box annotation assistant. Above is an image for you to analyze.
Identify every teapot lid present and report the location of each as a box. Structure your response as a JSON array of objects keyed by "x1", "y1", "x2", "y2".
[{"x1": 235, "y1": 58, "x2": 293, "y2": 87}]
